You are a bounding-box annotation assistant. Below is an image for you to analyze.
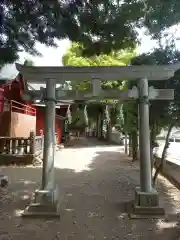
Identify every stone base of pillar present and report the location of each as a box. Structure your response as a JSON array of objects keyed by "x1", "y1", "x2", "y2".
[
  {"x1": 22, "y1": 187, "x2": 63, "y2": 218},
  {"x1": 129, "y1": 187, "x2": 165, "y2": 219}
]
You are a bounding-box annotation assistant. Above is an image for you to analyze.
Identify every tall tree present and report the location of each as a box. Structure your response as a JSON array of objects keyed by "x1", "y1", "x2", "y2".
[
  {"x1": 1, "y1": 1, "x2": 180, "y2": 66},
  {"x1": 63, "y1": 42, "x2": 137, "y2": 93},
  {"x1": 123, "y1": 44, "x2": 180, "y2": 162},
  {"x1": 63, "y1": 42, "x2": 136, "y2": 90},
  {"x1": 62, "y1": 42, "x2": 136, "y2": 137}
]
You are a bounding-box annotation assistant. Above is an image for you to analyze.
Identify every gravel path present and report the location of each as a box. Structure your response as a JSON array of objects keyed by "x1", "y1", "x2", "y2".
[{"x1": 0, "y1": 138, "x2": 180, "y2": 239}]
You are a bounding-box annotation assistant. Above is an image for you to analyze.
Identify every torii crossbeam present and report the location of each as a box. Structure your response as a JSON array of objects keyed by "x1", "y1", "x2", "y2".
[{"x1": 16, "y1": 63, "x2": 180, "y2": 218}]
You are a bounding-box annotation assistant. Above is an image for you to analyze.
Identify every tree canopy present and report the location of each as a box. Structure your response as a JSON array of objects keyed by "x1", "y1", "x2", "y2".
[
  {"x1": 23, "y1": 59, "x2": 34, "y2": 66},
  {"x1": 122, "y1": 44, "x2": 180, "y2": 138},
  {"x1": 62, "y1": 42, "x2": 136, "y2": 129},
  {"x1": 62, "y1": 42, "x2": 136, "y2": 91},
  {"x1": 1, "y1": 0, "x2": 180, "y2": 66}
]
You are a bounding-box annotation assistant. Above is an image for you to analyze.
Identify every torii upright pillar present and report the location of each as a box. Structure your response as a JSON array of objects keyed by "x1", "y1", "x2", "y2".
[
  {"x1": 42, "y1": 79, "x2": 56, "y2": 191},
  {"x1": 130, "y1": 78, "x2": 165, "y2": 218},
  {"x1": 23, "y1": 79, "x2": 60, "y2": 217},
  {"x1": 139, "y1": 78, "x2": 152, "y2": 192}
]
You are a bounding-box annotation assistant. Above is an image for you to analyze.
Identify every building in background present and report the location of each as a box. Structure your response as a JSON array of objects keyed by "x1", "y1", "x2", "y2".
[{"x1": 0, "y1": 66, "x2": 69, "y2": 144}]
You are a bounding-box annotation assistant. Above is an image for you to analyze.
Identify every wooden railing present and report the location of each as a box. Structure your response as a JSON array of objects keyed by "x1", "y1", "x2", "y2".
[
  {"x1": 2, "y1": 99, "x2": 36, "y2": 116},
  {"x1": 169, "y1": 138, "x2": 180, "y2": 143},
  {"x1": 35, "y1": 136, "x2": 44, "y2": 154},
  {"x1": 0, "y1": 132, "x2": 60, "y2": 165},
  {"x1": 0, "y1": 133, "x2": 44, "y2": 155},
  {"x1": 9, "y1": 100, "x2": 36, "y2": 116}
]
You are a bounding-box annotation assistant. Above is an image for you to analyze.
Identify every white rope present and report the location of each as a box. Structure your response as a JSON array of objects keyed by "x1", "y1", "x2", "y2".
[
  {"x1": 105, "y1": 105, "x2": 110, "y2": 123},
  {"x1": 67, "y1": 104, "x2": 72, "y2": 123},
  {"x1": 84, "y1": 105, "x2": 89, "y2": 125}
]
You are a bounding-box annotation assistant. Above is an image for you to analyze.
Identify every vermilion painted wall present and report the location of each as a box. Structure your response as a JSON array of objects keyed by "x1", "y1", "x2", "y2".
[
  {"x1": 36, "y1": 106, "x2": 66, "y2": 144},
  {"x1": 1, "y1": 74, "x2": 68, "y2": 143},
  {"x1": 10, "y1": 112, "x2": 36, "y2": 137},
  {"x1": 0, "y1": 88, "x2": 4, "y2": 112}
]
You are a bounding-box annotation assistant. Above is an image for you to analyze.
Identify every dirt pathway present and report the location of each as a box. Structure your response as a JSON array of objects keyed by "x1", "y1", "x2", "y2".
[{"x1": 0, "y1": 139, "x2": 180, "y2": 239}]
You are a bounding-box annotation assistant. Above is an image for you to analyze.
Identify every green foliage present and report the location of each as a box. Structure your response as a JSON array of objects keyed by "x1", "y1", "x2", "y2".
[
  {"x1": 143, "y1": 1, "x2": 180, "y2": 39},
  {"x1": 111, "y1": 104, "x2": 121, "y2": 126},
  {"x1": 122, "y1": 101, "x2": 138, "y2": 133},
  {"x1": 1, "y1": 1, "x2": 61, "y2": 65},
  {"x1": 23, "y1": 59, "x2": 34, "y2": 66},
  {"x1": 68, "y1": 105, "x2": 88, "y2": 131},
  {"x1": 63, "y1": 42, "x2": 136, "y2": 126},
  {"x1": 63, "y1": 42, "x2": 136, "y2": 90},
  {"x1": 63, "y1": 43, "x2": 136, "y2": 67},
  {"x1": 123, "y1": 45, "x2": 180, "y2": 135},
  {"x1": 2, "y1": 1, "x2": 180, "y2": 66},
  {"x1": 63, "y1": 0, "x2": 180, "y2": 56},
  {"x1": 113, "y1": 104, "x2": 125, "y2": 132}
]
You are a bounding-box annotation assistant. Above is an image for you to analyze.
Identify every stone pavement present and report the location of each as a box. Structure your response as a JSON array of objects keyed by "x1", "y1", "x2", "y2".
[{"x1": 0, "y1": 138, "x2": 180, "y2": 239}]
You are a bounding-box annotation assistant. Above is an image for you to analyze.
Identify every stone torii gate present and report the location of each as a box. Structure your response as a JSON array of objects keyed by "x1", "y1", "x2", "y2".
[{"x1": 16, "y1": 63, "x2": 179, "y2": 218}]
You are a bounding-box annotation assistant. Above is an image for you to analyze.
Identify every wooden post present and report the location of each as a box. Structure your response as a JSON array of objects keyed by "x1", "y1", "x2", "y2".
[
  {"x1": 128, "y1": 134, "x2": 132, "y2": 157},
  {"x1": 40, "y1": 130, "x2": 44, "y2": 152},
  {"x1": 29, "y1": 131, "x2": 35, "y2": 155},
  {"x1": 24, "y1": 139, "x2": 28, "y2": 154},
  {"x1": 11, "y1": 139, "x2": 16, "y2": 154},
  {"x1": 19, "y1": 139, "x2": 24, "y2": 155},
  {"x1": 5, "y1": 139, "x2": 11, "y2": 154}
]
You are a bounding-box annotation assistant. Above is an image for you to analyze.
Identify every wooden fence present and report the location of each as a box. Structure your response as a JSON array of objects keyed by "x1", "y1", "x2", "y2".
[{"x1": 0, "y1": 132, "x2": 44, "y2": 165}]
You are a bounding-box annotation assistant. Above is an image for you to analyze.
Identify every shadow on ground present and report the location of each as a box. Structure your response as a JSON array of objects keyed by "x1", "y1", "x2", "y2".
[
  {"x1": 64, "y1": 137, "x2": 120, "y2": 149},
  {"x1": 0, "y1": 147, "x2": 180, "y2": 239}
]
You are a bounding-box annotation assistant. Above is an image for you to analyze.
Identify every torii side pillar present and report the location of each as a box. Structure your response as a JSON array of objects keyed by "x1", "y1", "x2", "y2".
[
  {"x1": 123, "y1": 77, "x2": 175, "y2": 218},
  {"x1": 129, "y1": 78, "x2": 165, "y2": 218},
  {"x1": 23, "y1": 79, "x2": 60, "y2": 217}
]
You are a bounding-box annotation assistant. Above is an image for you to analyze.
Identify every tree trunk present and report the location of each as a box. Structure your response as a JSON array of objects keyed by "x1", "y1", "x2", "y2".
[
  {"x1": 152, "y1": 122, "x2": 174, "y2": 187},
  {"x1": 97, "y1": 112, "x2": 103, "y2": 139},
  {"x1": 128, "y1": 133, "x2": 132, "y2": 157},
  {"x1": 124, "y1": 131, "x2": 128, "y2": 154},
  {"x1": 96, "y1": 114, "x2": 99, "y2": 138},
  {"x1": 106, "y1": 121, "x2": 112, "y2": 142},
  {"x1": 100, "y1": 112, "x2": 104, "y2": 139},
  {"x1": 132, "y1": 131, "x2": 138, "y2": 161},
  {"x1": 150, "y1": 123, "x2": 157, "y2": 176},
  {"x1": 97, "y1": 112, "x2": 101, "y2": 139}
]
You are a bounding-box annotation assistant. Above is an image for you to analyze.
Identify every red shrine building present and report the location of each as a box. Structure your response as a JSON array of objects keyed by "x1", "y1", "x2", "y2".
[{"x1": 0, "y1": 74, "x2": 69, "y2": 144}]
